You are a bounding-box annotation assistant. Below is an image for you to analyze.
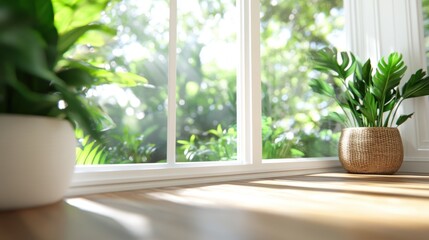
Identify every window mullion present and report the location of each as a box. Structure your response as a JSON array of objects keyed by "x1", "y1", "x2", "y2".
[
  {"x1": 250, "y1": 0, "x2": 262, "y2": 164},
  {"x1": 167, "y1": 0, "x2": 177, "y2": 165},
  {"x1": 237, "y1": 0, "x2": 262, "y2": 165}
]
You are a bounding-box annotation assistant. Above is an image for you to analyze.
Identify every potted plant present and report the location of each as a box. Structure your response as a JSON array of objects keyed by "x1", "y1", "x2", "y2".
[
  {"x1": 0, "y1": 0, "x2": 145, "y2": 209},
  {"x1": 310, "y1": 47, "x2": 429, "y2": 174}
]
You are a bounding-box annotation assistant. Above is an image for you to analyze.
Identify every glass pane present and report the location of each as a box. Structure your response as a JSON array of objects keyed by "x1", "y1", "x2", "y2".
[
  {"x1": 176, "y1": 0, "x2": 238, "y2": 162},
  {"x1": 64, "y1": 0, "x2": 170, "y2": 164},
  {"x1": 260, "y1": 0, "x2": 345, "y2": 159}
]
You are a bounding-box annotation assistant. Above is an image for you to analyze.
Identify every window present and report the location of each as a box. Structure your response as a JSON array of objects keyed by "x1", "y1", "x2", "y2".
[
  {"x1": 70, "y1": 0, "x2": 344, "y2": 165},
  {"x1": 260, "y1": 0, "x2": 344, "y2": 159},
  {"x1": 68, "y1": 0, "x2": 239, "y2": 165},
  {"x1": 61, "y1": 0, "x2": 170, "y2": 164},
  {"x1": 66, "y1": 0, "x2": 429, "y2": 194},
  {"x1": 176, "y1": 0, "x2": 238, "y2": 162}
]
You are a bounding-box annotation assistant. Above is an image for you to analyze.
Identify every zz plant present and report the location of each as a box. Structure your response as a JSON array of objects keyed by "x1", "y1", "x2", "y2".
[{"x1": 310, "y1": 48, "x2": 429, "y2": 127}]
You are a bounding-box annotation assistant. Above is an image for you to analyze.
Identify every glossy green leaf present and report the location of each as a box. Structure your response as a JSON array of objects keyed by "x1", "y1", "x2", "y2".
[
  {"x1": 57, "y1": 68, "x2": 94, "y2": 88},
  {"x1": 58, "y1": 24, "x2": 115, "y2": 55},
  {"x1": 361, "y1": 59, "x2": 373, "y2": 86},
  {"x1": 62, "y1": 60, "x2": 148, "y2": 87},
  {"x1": 396, "y1": 113, "x2": 414, "y2": 127},
  {"x1": 52, "y1": 0, "x2": 112, "y2": 34},
  {"x1": 360, "y1": 93, "x2": 377, "y2": 126},
  {"x1": 402, "y1": 69, "x2": 429, "y2": 99},
  {"x1": 85, "y1": 144, "x2": 102, "y2": 164},
  {"x1": 309, "y1": 79, "x2": 335, "y2": 97},
  {"x1": 326, "y1": 112, "x2": 347, "y2": 125},
  {"x1": 311, "y1": 47, "x2": 356, "y2": 79},
  {"x1": 76, "y1": 136, "x2": 109, "y2": 165},
  {"x1": 373, "y1": 53, "x2": 407, "y2": 101},
  {"x1": 93, "y1": 71, "x2": 149, "y2": 87},
  {"x1": 76, "y1": 140, "x2": 95, "y2": 165}
]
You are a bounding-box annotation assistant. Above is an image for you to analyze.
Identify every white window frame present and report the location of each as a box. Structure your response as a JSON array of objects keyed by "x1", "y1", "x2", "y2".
[{"x1": 69, "y1": 0, "x2": 429, "y2": 196}]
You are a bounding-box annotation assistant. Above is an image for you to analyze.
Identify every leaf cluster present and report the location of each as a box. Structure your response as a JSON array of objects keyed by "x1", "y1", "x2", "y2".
[
  {"x1": 0, "y1": 0, "x2": 146, "y2": 140},
  {"x1": 75, "y1": 128, "x2": 109, "y2": 165},
  {"x1": 310, "y1": 48, "x2": 429, "y2": 127},
  {"x1": 177, "y1": 124, "x2": 237, "y2": 162}
]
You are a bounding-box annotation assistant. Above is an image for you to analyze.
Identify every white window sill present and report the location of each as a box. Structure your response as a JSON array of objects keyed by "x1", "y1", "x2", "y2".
[
  {"x1": 67, "y1": 158, "x2": 341, "y2": 196},
  {"x1": 67, "y1": 157, "x2": 429, "y2": 197}
]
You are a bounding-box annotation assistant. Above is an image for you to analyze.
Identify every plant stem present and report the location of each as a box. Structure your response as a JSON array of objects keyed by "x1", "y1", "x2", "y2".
[
  {"x1": 377, "y1": 94, "x2": 385, "y2": 127},
  {"x1": 334, "y1": 98, "x2": 353, "y2": 127},
  {"x1": 383, "y1": 99, "x2": 397, "y2": 127},
  {"x1": 333, "y1": 76, "x2": 358, "y2": 127},
  {"x1": 389, "y1": 98, "x2": 404, "y2": 127}
]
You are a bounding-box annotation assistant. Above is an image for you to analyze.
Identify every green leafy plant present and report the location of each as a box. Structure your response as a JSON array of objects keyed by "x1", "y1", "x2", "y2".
[
  {"x1": 310, "y1": 47, "x2": 429, "y2": 127},
  {"x1": 178, "y1": 124, "x2": 237, "y2": 161},
  {"x1": 75, "y1": 129, "x2": 109, "y2": 165},
  {"x1": 177, "y1": 134, "x2": 218, "y2": 162},
  {"x1": 0, "y1": 0, "x2": 147, "y2": 140},
  {"x1": 177, "y1": 118, "x2": 339, "y2": 161},
  {"x1": 108, "y1": 127, "x2": 157, "y2": 164},
  {"x1": 262, "y1": 117, "x2": 304, "y2": 159}
]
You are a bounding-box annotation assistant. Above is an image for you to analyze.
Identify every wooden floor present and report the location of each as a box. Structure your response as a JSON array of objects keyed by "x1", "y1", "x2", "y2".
[{"x1": 1, "y1": 172, "x2": 429, "y2": 240}]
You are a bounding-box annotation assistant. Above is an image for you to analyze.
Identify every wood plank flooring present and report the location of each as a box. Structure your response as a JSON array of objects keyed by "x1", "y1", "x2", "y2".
[{"x1": 1, "y1": 172, "x2": 429, "y2": 240}]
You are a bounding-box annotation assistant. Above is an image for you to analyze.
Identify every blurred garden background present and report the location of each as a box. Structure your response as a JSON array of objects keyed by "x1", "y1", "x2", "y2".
[{"x1": 56, "y1": 0, "x2": 345, "y2": 164}]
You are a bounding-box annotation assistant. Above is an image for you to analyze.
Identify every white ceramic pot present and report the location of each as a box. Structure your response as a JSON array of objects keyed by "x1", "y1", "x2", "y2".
[{"x1": 0, "y1": 114, "x2": 76, "y2": 209}]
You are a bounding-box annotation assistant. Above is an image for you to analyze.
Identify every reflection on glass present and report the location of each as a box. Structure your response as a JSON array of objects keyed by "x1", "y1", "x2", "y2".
[
  {"x1": 176, "y1": 0, "x2": 238, "y2": 162},
  {"x1": 260, "y1": 0, "x2": 345, "y2": 159}
]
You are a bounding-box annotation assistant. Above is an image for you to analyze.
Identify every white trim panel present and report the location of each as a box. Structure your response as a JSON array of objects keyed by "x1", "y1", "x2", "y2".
[
  {"x1": 167, "y1": 0, "x2": 177, "y2": 165},
  {"x1": 400, "y1": 158, "x2": 429, "y2": 173}
]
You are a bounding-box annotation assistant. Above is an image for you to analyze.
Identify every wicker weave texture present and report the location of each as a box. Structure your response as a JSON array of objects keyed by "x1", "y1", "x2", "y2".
[{"x1": 338, "y1": 127, "x2": 404, "y2": 174}]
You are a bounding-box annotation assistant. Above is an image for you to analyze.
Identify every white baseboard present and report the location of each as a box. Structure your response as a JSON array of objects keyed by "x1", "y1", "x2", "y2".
[{"x1": 399, "y1": 159, "x2": 429, "y2": 173}]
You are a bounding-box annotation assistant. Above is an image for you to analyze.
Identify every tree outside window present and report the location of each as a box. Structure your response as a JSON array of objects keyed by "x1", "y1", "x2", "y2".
[{"x1": 57, "y1": 0, "x2": 344, "y2": 164}]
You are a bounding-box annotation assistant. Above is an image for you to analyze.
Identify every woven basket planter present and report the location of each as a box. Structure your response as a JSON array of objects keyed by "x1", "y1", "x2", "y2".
[{"x1": 338, "y1": 127, "x2": 404, "y2": 174}]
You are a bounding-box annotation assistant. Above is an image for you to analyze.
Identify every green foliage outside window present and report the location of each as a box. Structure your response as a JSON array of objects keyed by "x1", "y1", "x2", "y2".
[
  {"x1": 260, "y1": 0, "x2": 343, "y2": 159},
  {"x1": 61, "y1": 0, "x2": 344, "y2": 164}
]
